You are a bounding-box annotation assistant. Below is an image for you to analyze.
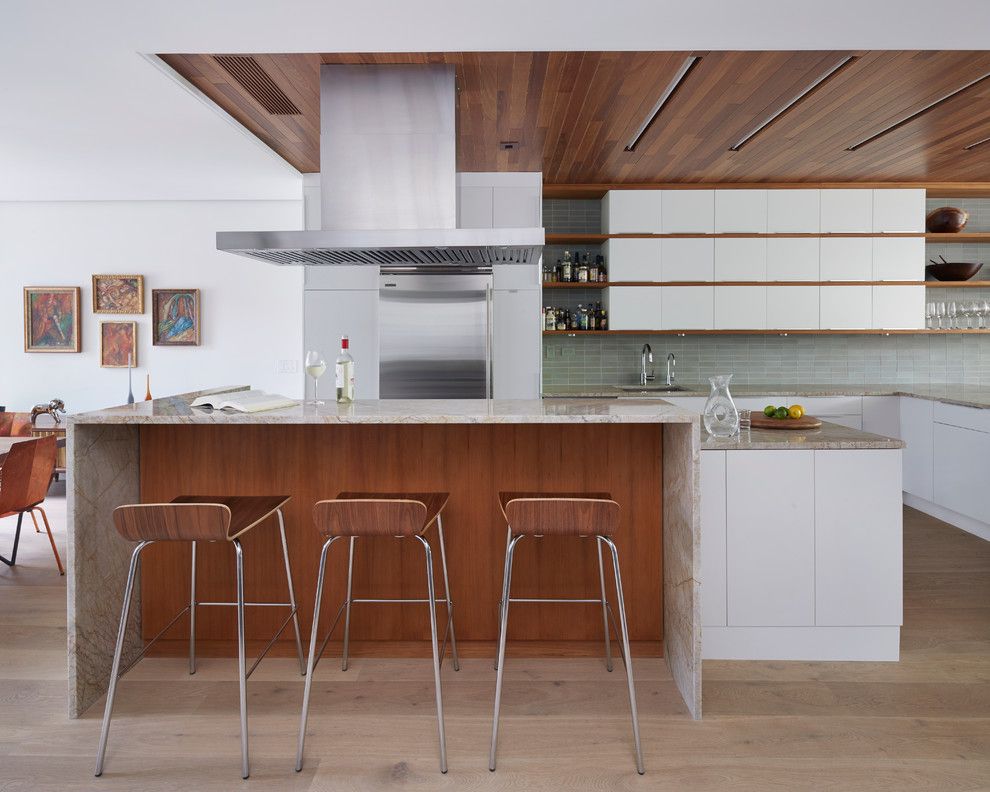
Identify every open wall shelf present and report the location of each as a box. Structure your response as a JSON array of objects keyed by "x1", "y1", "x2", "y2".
[
  {"x1": 546, "y1": 232, "x2": 990, "y2": 245},
  {"x1": 543, "y1": 183, "x2": 990, "y2": 200},
  {"x1": 543, "y1": 329, "x2": 990, "y2": 337},
  {"x1": 543, "y1": 280, "x2": 989, "y2": 288}
]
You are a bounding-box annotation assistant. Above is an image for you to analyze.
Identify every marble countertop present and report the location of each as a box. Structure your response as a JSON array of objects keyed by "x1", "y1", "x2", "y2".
[
  {"x1": 67, "y1": 387, "x2": 699, "y2": 425},
  {"x1": 543, "y1": 383, "x2": 990, "y2": 409},
  {"x1": 702, "y1": 420, "x2": 905, "y2": 451}
]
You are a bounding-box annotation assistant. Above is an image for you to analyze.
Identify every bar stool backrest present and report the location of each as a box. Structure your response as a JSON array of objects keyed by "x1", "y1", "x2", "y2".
[
  {"x1": 0, "y1": 435, "x2": 56, "y2": 515},
  {"x1": 313, "y1": 498, "x2": 428, "y2": 537},
  {"x1": 503, "y1": 497, "x2": 620, "y2": 536},
  {"x1": 112, "y1": 503, "x2": 232, "y2": 542}
]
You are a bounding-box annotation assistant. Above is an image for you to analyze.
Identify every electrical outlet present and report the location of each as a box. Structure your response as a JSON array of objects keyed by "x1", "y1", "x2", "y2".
[{"x1": 276, "y1": 359, "x2": 299, "y2": 375}]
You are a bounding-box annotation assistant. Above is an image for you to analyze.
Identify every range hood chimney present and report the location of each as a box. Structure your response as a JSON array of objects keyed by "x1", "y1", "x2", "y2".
[{"x1": 217, "y1": 65, "x2": 544, "y2": 266}]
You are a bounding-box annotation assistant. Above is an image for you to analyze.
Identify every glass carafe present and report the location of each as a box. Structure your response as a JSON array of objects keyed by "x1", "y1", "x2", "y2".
[{"x1": 703, "y1": 374, "x2": 740, "y2": 437}]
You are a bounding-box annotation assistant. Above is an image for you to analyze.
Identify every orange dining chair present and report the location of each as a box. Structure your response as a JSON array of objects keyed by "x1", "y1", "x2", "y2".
[{"x1": 0, "y1": 435, "x2": 63, "y2": 575}]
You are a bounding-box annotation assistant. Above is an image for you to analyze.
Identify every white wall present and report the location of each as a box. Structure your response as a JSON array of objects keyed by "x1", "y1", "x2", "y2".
[{"x1": 0, "y1": 200, "x2": 304, "y2": 413}]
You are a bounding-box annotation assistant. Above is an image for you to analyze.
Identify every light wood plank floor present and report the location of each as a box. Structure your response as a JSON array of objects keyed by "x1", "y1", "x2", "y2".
[{"x1": 1, "y1": 493, "x2": 987, "y2": 791}]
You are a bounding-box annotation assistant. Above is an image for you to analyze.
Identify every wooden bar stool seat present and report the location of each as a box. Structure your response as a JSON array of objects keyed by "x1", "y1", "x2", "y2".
[
  {"x1": 96, "y1": 495, "x2": 305, "y2": 780},
  {"x1": 490, "y1": 491, "x2": 644, "y2": 774},
  {"x1": 297, "y1": 491, "x2": 458, "y2": 774}
]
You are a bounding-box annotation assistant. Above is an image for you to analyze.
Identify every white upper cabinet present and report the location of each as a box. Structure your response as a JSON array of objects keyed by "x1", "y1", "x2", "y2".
[
  {"x1": 458, "y1": 186, "x2": 495, "y2": 228},
  {"x1": 873, "y1": 237, "x2": 925, "y2": 280},
  {"x1": 767, "y1": 189, "x2": 820, "y2": 232},
  {"x1": 766, "y1": 237, "x2": 819, "y2": 281},
  {"x1": 457, "y1": 172, "x2": 541, "y2": 228},
  {"x1": 873, "y1": 285, "x2": 925, "y2": 329},
  {"x1": 820, "y1": 189, "x2": 873, "y2": 232},
  {"x1": 767, "y1": 286, "x2": 819, "y2": 329},
  {"x1": 715, "y1": 286, "x2": 767, "y2": 329},
  {"x1": 872, "y1": 189, "x2": 925, "y2": 232},
  {"x1": 714, "y1": 189, "x2": 768, "y2": 232},
  {"x1": 493, "y1": 186, "x2": 541, "y2": 227},
  {"x1": 601, "y1": 190, "x2": 662, "y2": 233},
  {"x1": 820, "y1": 285, "x2": 872, "y2": 330},
  {"x1": 661, "y1": 286, "x2": 713, "y2": 329},
  {"x1": 602, "y1": 238, "x2": 662, "y2": 282},
  {"x1": 605, "y1": 286, "x2": 662, "y2": 330},
  {"x1": 819, "y1": 237, "x2": 873, "y2": 281},
  {"x1": 661, "y1": 190, "x2": 715, "y2": 233},
  {"x1": 714, "y1": 238, "x2": 767, "y2": 281},
  {"x1": 660, "y1": 238, "x2": 714, "y2": 281}
]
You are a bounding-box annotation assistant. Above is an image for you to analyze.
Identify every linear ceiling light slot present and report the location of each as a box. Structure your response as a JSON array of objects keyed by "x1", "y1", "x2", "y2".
[
  {"x1": 963, "y1": 134, "x2": 990, "y2": 151},
  {"x1": 624, "y1": 55, "x2": 701, "y2": 152},
  {"x1": 847, "y1": 70, "x2": 990, "y2": 151},
  {"x1": 729, "y1": 55, "x2": 856, "y2": 152}
]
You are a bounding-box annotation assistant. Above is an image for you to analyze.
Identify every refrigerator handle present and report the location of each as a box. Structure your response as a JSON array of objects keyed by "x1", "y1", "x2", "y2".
[{"x1": 486, "y1": 284, "x2": 493, "y2": 399}]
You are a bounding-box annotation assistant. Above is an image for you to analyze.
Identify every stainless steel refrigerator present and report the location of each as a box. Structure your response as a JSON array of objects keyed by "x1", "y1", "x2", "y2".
[{"x1": 379, "y1": 267, "x2": 493, "y2": 399}]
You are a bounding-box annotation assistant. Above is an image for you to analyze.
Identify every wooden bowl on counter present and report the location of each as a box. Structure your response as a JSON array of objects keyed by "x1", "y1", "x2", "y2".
[
  {"x1": 926, "y1": 206, "x2": 969, "y2": 233},
  {"x1": 926, "y1": 256, "x2": 984, "y2": 282}
]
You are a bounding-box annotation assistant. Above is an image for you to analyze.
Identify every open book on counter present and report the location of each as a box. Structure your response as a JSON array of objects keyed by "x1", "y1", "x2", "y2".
[{"x1": 190, "y1": 390, "x2": 297, "y2": 413}]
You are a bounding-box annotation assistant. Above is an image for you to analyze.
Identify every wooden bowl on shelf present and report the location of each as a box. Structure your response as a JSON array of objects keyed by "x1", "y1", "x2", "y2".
[
  {"x1": 926, "y1": 256, "x2": 984, "y2": 282},
  {"x1": 926, "y1": 206, "x2": 969, "y2": 233}
]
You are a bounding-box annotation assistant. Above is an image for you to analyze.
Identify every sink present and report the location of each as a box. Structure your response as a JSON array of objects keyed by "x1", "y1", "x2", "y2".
[{"x1": 617, "y1": 384, "x2": 688, "y2": 393}]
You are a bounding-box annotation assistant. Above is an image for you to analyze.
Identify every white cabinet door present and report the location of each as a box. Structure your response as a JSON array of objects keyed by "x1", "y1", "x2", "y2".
[
  {"x1": 873, "y1": 237, "x2": 925, "y2": 280},
  {"x1": 766, "y1": 286, "x2": 819, "y2": 329},
  {"x1": 304, "y1": 288, "x2": 379, "y2": 399},
  {"x1": 726, "y1": 450, "x2": 816, "y2": 626},
  {"x1": 602, "y1": 238, "x2": 662, "y2": 282},
  {"x1": 661, "y1": 190, "x2": 714, "y2": 233},
  {"x1": 862, "y1": 396, "x2": 902, "y2": 439},
  {"x1": 458, "y1": 186, "x2": 493, "y2": 228},
  {"x1": 493, "y1": 288, "x2": 541, "y2": 399},
  {"x1": 661, "y1": 238, "x2": 714, "y2": 281},
  {"x1": 934, "y1": 401, "x2": 990, "y2": 434},
  {"x1": 605, "y1": 286, "x2": 661, "y2": 330},
  {"x1": 715, "y1": 286, "x2": 767, "y2": 329},
  {"x1": 819, "y1": 237, "x2": 873, "y2": 281},
  {"x1": 815, "y1": 450, "x2": 903, "y2": 626},
  {"x1": 873, "y1": 286, "x2": 925, "y2": 329},
  {"x1": 819, "y1": 189, "x2": 873, "y2": 232},
  {"x1": 767, "y1": 189, "x2": 820, "y2": 232},
  {"x1": 493, "y1": 186, "x2": 541, "y2": 227},
  {"x1": 873, "y1": 189, "x2": 925, "y2": 232},
  {"x1": 714, "y1": 189, "x2": 768, "y2": 233},
  {"x1": 701, "y1": 451, "x2": 728, "y2": 627},
  {"x1": 900, "y1": 396, "x2": 934, "y2": 500},
  {"x1": 661, "y1": 286, "x2": 713, "y2": 329},
  {"x1": 305, "y1": 265, "x2": 379, "y2": 290},
  {"x1": 493, "y1": 264, "x2": 540, "y2": 290},
  {"x1": 766, "y1": 238, "x2": 819, "y2": 281},
  {"x1": 714, "y1": 238, "x2": 766, "y2": 281},
  {"x1": 820, "y1": 285, "x2": 872, "y2": 330},
  {"x1": 601, "y1": 190, "x2": 662, "y2": 233},
  {"x1": 934, "y1": 422, "x2": 990, "y2": 523}
]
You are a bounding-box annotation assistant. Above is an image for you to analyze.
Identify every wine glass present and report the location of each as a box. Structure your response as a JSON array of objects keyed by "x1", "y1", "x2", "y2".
[
  {"x1": 947, "y1": 302, "x2": 958, "y2": 330},
  {"x1": 935, "y1": 302, "x2": 947, "y2": 330},
  {"x1": 981, "y1": 300, "x2": 990, "y2": 330},
  {"x1": 926, "y1": 301, "x2": 936, "y2": 329},
  {"x1": 304, "y1": 350, "x2": 327, "y2": 405}
]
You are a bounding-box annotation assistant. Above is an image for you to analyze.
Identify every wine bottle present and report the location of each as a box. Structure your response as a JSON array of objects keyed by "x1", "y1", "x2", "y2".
[{"x1": 335, "y1": 336, "x2": 355, "y2": 403}]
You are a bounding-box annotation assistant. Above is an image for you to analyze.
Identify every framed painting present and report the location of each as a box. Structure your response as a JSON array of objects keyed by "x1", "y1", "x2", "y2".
[
  {"x1": 92, "y1": 274, "x2": 144, "y2": 314},
  {"x1": 152, "y1": 288, "x2": 200, "y2": 346},
  {"x1": 24, "y1": 287, "x2": 81, "y2": 353},
  {"x1": 100, "y1": 321, "x2": 137, "y2": 368}
]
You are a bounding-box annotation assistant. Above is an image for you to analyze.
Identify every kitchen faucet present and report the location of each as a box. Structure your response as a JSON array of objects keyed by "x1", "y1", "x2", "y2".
[
  {"x1": 666, "y1": 352, "x2": 676, "y2": 386},
  {"x1": 640, "y1": 344, "x2": 655, "y2": 386}
]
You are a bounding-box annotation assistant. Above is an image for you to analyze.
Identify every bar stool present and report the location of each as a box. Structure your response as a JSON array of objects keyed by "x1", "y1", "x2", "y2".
[
  {"x1": 489, "y1": 492, "x2": 644, "y2": 774},
  {"x1": 95, "y1": 495, "x2": 305, "y2": 780},
  {"x1": 296, "y1": 492, "x2": 458, "y2": 774}
]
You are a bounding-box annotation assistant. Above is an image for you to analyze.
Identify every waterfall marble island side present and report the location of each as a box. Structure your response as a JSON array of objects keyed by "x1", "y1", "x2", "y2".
[{"x1": 67, "y1": 389, "x2": 702, "y2": 720}]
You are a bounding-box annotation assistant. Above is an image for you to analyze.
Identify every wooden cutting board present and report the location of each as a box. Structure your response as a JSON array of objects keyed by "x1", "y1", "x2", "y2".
[{"x1": 748, "y1": 413, "x2": 823, "y2": 430}]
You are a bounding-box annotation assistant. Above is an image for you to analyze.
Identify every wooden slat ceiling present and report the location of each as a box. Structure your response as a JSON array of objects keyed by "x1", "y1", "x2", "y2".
[{"x1": 159, "y1": 51, "x2": 990, "y2": 184}]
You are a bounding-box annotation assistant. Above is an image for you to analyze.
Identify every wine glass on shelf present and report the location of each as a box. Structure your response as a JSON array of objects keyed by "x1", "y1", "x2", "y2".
[
  {"x1": 935, "y1": 302, "x2": 946, "y2": 330},
  {"x1": 947, "y1": 302, "x2": 958, "y2": 330},
  {"x1": 959, "y1": 301, "x2": 972, "y2": 330},
  {"x1": 305, "y1": 350, "x2": 327, "y2": 405},
  {"x1": 981, "y1": 300, "x2": 990, "y2": 330},
  {"x1": 925, "y1": 302, "x2": 936, "y2": 329}
]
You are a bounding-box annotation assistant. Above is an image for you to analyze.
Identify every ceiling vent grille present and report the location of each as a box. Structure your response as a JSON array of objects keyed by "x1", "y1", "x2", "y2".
[{"x1": 212, "y1": 55, "x2": 301, "y2": 115}]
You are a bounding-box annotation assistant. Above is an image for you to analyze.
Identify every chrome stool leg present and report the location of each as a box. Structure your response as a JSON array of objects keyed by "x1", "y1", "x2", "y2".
[
  {"x1": 189, "y1": 541, "x2": 197, "y2": 675},
  {"x1": 296, "y1": 536, "x2": 337, "y2": 772},
  {"x1": 596, "y1": 537, "x2": 613, "y2": 673},
  {"x1": 601, "y1": 537, "x2": 644, "y2": 775},
  {"x1": 276, "y1": 509, "x2": 306, "y2": 675},
  {"x1": 416, "y1": 536, "x2": 448, "y2": 773},
  {"x1": 95, "y1": 540, "x2": 150, "y2": 777},
  {"x1": 341, "y1": 537, "x2": 356, "y2": 671},
  {"x1": 435, "y1": 514, "x2": 460, "y2": 671},
  {"x1": 233, "y1": 539, "x2": 249, "y2": 779},
  {"x1": 489, "y1": 533, "x2": 523, "y2": 772},
  {"x1": 493, "y1": 526, "x2": 512, "y2": 671}
]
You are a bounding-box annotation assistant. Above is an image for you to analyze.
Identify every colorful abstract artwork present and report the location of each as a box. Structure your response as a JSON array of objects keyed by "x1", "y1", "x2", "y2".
[
  {"x1": 93, "y1": 274, "x2": 144, "y2": 314},
  {"x1": 23, "y1": 287, "x2": 81, "y2": 352},
  {"x1": 100, "y1": 321, "x2": 137, "y2": 368},
  {"x1": 152, "y1": 289, "x2": 200, "y2": 346}
]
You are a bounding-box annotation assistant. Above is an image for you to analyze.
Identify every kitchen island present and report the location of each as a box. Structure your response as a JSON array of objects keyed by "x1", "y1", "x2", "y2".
[{"x1": 66, "y1": 390, "x2": 702, "y2": 720}]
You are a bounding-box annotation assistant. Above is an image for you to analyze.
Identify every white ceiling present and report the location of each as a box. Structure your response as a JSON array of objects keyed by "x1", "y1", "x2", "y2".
[{"x1": 3, "y1": 0, "x2": 990, "y2": 202}]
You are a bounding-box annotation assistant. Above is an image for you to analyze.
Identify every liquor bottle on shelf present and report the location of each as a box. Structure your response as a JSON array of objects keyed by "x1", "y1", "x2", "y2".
[
  {"x1": 556, "y1": 309, "x2": 567, "y2": 331},
  {"x1": 596, "y1": 254, "x2": 607, "y2": 283},
  {"x1": 561, "y1": 250, "x2": 573, "y2": 282},
  {"x1": 544, "y1": 306, "x2": 556, "y2": 331},
  {"x1": 589, "y1": 259, "x2": 599, "y2": 282},
  {"x1": 579, "y1": 304, "x2": 590, "y2": 331},
  {"x1": 570, "y1": 308, "x2": 579, "y2": 331},
  {"x1": 600, "y1": 307, "x2": 608, "y2": 331},
  {"x1": 589, "y1": 305, "x2": 597, "y2": 330},
  {"x1": 335, "y1": 335, "x2": 355, "y2": 403}
]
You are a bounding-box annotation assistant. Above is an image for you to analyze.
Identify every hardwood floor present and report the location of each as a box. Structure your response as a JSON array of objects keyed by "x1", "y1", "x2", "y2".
[{"x1": 1, "y1": 493, "x2": 987, "y2": 790}]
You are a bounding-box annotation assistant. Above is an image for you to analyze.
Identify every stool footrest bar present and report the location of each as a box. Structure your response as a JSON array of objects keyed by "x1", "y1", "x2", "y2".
[{"x1": 509, "y1": 598, "x2": 605, "y2": 604}]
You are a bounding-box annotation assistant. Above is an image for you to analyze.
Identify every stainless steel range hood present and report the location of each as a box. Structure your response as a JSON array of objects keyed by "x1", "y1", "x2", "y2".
[{"x1": 217, "y1": 64, "x2": 544, "y2": 265}]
